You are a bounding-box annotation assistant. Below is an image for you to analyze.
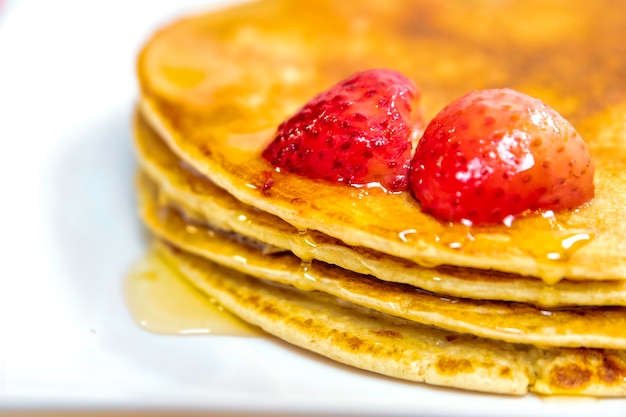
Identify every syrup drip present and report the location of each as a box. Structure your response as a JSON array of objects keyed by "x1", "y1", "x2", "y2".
[
  {"x1": 432, "y1": 222, "x2": 476, "y2": 250},
  {"x1": 513, "y1": 211, "x2": 595, "y2": 263},
  {"x1": 291, "y1": 229, "x2": 318, "y2": 262},
  {"x1": 125, "y1": 248, "x2": 262, "y2": 337},
  {"x1": 413, "y1": 210, "x2": 595, "y2": 267},
  {"x1": 293, "y1": 260, "x2": 318, "y2": 291}
]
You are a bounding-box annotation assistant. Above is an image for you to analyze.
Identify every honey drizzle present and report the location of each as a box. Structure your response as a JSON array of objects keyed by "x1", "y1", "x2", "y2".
[{"x1": 414, "y1": 211, "x2": 595, "y2": 269}]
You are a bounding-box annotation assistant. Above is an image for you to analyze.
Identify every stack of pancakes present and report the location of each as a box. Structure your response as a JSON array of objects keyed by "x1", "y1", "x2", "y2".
[{"x1": 133, "y1": 0, "x2": 626, "y2": 395}]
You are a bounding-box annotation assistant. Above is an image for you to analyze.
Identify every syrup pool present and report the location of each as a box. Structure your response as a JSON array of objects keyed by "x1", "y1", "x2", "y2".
[{"x1": 125, "y1": 247, "x2": 262, "y2": 337}]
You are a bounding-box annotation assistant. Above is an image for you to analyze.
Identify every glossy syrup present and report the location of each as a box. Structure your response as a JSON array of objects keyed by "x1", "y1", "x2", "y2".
[
  {"x1": 416, "y1": 210, "x2": 594, "y2": 263},
  {"x1": 125, "y1": 247, "x2": 262, "y2": 337},
  {"x1": 512, "y1": 210, "x2": 595, "y2": 263}
]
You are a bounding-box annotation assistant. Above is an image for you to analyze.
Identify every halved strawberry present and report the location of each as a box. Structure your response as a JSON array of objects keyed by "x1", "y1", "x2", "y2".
[
  {"x1": 262, "y1": 69, "x2": 422, "y2": 191},
  {"x1": 409, "y1": 88, "x2": 594, "y2": 224}
]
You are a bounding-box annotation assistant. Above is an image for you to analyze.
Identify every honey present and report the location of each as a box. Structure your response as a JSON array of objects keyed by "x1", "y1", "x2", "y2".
[{"x1": 124, "y1": 247, "x2": 262, "y2": 337}]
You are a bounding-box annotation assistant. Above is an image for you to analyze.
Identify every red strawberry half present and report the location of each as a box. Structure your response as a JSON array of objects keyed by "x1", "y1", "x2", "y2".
[
  {"x1": 262, "y1": 69, "x2": 422, "y2": 191},
  {"x1": 409, "y1": 88, "x2": 594, "y2": 224}
]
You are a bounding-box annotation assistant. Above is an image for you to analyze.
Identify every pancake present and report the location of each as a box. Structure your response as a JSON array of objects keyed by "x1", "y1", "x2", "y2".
[
  {"x1": 133, "y1": 112, "x2": 626, "y2": 308},
  {"x1": 137, "y1": 0, "x2": 626, "y2": 284},
  {"x1": 138, "y1": 171, "x2": 626, "y2": 349},
  {"x1": 154, "y1": 241, "x2": 626, "y2": 396},
  {"x1": 131, "y1": 0, "x2": 626, "y2": 397}
]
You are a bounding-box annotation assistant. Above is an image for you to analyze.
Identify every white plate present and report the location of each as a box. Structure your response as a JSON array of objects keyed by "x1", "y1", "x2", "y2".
[{"x1": 0, "y1": 1, "x2": 625, "y2": 416}]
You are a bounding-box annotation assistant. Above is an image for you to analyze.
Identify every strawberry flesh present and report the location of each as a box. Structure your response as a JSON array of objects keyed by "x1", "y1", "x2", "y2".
[
  {"x1": 262, "y1": 69, "x2": 421, "y2": 191},
  {"x1": 409, "y1": 88, "x2": 594, "y2": 224}
]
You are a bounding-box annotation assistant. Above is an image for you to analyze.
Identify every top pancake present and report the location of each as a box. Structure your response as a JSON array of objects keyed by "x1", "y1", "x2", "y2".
[{"x1": 137, "y1": 0, "x2": 626, "y2": 283}]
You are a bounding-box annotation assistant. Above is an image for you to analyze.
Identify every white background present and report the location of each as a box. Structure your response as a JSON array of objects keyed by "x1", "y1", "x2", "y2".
[{"x1": 0, "y1": 1, "x2": 624, "y2": 415}]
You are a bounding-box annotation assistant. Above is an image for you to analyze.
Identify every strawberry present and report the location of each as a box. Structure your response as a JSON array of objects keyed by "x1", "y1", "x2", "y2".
[
  {"x1": 409, "y1": 88, "x2": 594, "y2": 224},
  {"x1": 262, "y1": 69, "x2": 422, "y2": 191}
]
